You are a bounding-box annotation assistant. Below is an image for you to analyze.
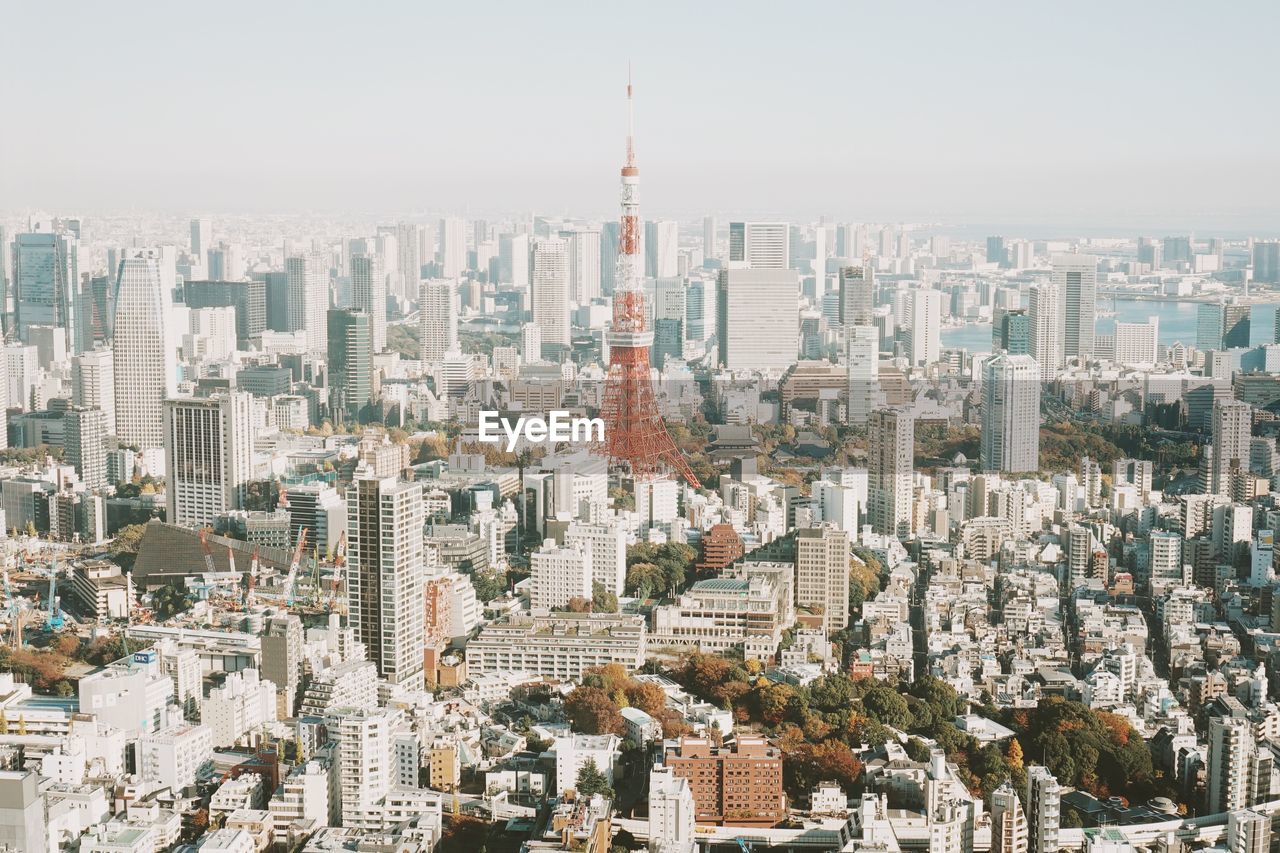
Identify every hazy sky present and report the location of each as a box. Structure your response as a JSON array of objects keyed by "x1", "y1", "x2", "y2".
[{"x1": 3, "y1": 1, "x2": 1277, "y2": 230}]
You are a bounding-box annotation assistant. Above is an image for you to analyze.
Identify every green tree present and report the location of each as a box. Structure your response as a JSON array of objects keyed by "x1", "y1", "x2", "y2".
[
  {"x1": 575, "y1": 758, "x2": 615, "y2": 798},
  {"x1": 591, "y1": 581, "x2": 619, "y2": 613},
  {"x1": 469, "y1": 569, "x2": 506, "y2": 603}
]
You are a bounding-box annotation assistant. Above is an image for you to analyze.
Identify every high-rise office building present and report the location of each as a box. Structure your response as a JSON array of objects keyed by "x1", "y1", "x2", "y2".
[
  {"x1": 986, "y1": 236, "x2": 1006, "y2": 266},
  {"x1": 71, "y1": 348, "x2": 116, "y2": 436},
  {"x1": 531, "y1": 237, "x2": 570, "y2": 349},
  {"x1": 646, "y1": 220, "x2": 679, "y2": 278},
  {"x1": 1112, "y1": 318, "x2": 1159, "y2": 365},
  {"x1": 997, "y1": 311, "x2": 1032, "y2": 355},
  {"x1": 869, "y1": 407, "x2": 913, "y2": 538},
  {"x1": 795, "y1": 525, "x2": 851, "y2": 634},
  {"x1": 438, "y1": 217, "x2": 467, "y2": 279},
  {"x1": 350, "y1": 255, "x2": 387, "y2": 354},
  {"x1": 1223, "y1": 302, "x2": 1251, "y2": 349},
  {"x1": 163, "y1": 392, "x2": 255, "y2": 527},
  {"x1": 1197, "y1": 302, "x2": 1225, "y2": 351},
  {"x1": 1052, "y1": 253, "x2": 1097, "y2": 361},
  {"x1": 113, "y1": 251, "x2": 176, "y2": 450},
  {"x1": 878, "y1": 226, "x2": 895, "y2": 259},
  {"x1": 1028, "y1": 281, "x2": 1061, "y2": 375},
  {"x1": 183, "y1": 280, "x2": 267, "y2": 344},
  {"x1": 12, "y1": 231, "x2": 78, "y2": 350},
  {"x1": 190, "y1": 218, "x2": 212, "y2": 258},
  {"x1": 990, "y1": 781, "x2": 1028, "y2": 853},
  {"x1": 262, "y1": 613, "x2": 304, "y2": 717},
  {"x1": 393, "y1": 222, "x2": 425, "y2": 300},
  {"x1": 728, "y1": 222, "x2": 789, "y2": 269},
  {"x1": 1254, "y1": 240, "x2": 1280, "y2": 285},
  {"x1": 285, "y1": 253, "x2": 329, "y2": 353},
  {"x1": 419, "y1": 280, "x2": 458, "y2": 365},
  {"x1": 562, "y1": 227, "x2": 602, "y2": 304},
  {"x1": 1211, "y1": 398, "x2": 1253, "y2": 496},
  {"x1": 716, "y1": 269, "x2": 799, "y2": 372},
  {"x1": 839, "y1": 265, "x2": 873, "y2": 327},
  {"x1": 981, "y1": 353, "x2": 1041, "y2": 474},
  {"x1": 702, "y1": 216, "x2": 717, "y2": 261},
  {"x1": 499, "y1": 233, "x2": 530, "y2": 290},
  {"x1": 65, "y1": 407, "x2": 108, "y2": 490},
  {"x1": 347, "y1": 473, "x2": 426, "y2": 689},
  {"x1": 1163, "y1": 235, "x2": 1193, "y2": 265},
  {"x1": 327, "y1": 309, "x2": 372, "y2": 424},
  {"x1": 1026, "y1": 766, "x2": 1060, "y2": 853},
  {"x1": 600, "y1": 222, "x2": 619, "y2": 295},
  {"x1": 906, "y1": 289, "x2": 941, "y2": 367}
]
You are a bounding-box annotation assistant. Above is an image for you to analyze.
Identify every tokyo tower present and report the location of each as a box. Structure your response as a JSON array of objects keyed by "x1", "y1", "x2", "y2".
[{"x1": 599, "y1": 74, "x2": 701, "y2": 488}]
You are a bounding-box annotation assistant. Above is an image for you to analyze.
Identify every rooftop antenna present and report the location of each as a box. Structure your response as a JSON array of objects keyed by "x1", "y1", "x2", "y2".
[{"x1": 626, "y1": 63, "x2": 635, "y2": 168}]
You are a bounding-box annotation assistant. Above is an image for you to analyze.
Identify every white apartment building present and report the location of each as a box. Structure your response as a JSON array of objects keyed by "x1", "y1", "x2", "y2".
[
  {"x1": 203, "y1": 669, "x2": 277, "y2": 748},
  {"x1": 565, "y1": 520, "x2": 628, "y2": 597},
  {"x1": 466, "y1": 613, "x2": 645, "y2": 680},
  {"x1": 137, "y1": 724, "x2": 213, "y2": 792},
  {"x1": 530, "y1": 540, "x2": 593, "y2": 611},
  {"x1": 532, "y1": 237, "x2": 570, "y2": 347}
]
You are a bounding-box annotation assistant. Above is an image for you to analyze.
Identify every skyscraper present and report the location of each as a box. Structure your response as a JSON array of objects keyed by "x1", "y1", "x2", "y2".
[
  {"x1": 716, "y1": 268, "x2": 800, "y2": 371},
  {"x1": 997, "y1": 311, "x2": 1032, "y2": 355},
  {"x1": 1223, "y1": 302, "x2": 1251, "y2": 348},
  {"x1": 906, "y1": 289, "x2": 941, "y2": 366},
  {"x1": 438, "y1": 217, "x2": 467, "y2": 278},
  {"x1": 163, "y1": 392, "x2": 255, "y2": 528},
  {"x1": 285, "y1": 252, "x2": 329, "y2": 353},
  {"x1": 64, "y1": 407, "x2": 107, "y2": 490},
  {"x1": 1028, "y1": 281, "x2": 1061, "y2": 374},
  {"x1": 986, "y1": 236, "x2": 1006, "y2": 265},
  {"x1": 12, "y1": 231, "x2": 78, "y2": 350},
  {"x1": 1197, "y1": 302, "x2": 1225, "y2": 351},
  {"x1": 1052, "y1": 253, "x2": 1097, "y2": 361},
  {"x1": 419, "y1": 280, "x2": 458, "y2": 364},
  {"x1": 531, "y1": 237, "x2": 570, "y2": 349},
  {"x1": 327, "y1": 309, "x2": 372, "y2": 424},
  {"x1": 600, "y1": 222, "x2": 619, "y2": 295},
  {"x1": 190, "y1": 218, "x2": 212, "y2": 258},
  {"x1": 646, "y1": 220, "x2": 679, "y2": 278},
  {"x1": 795, "y1": 525, "x2": 851, "y2": 634},
  {"x1": 1254, "y1": 240, "x2": 1280, "y2": 285},
  {"x1": 728, "y1": 222, "x2": 789, "y2": 269},
  {"x1": 839, "y1": 265, "x2": 873, "y2": 327},
  {"x1": 350, "y1": 254, "x2": 387, "y2": 354},
  {"x1": 702, "y1": 216, "x2": 717, "y2": 261},
  {"x1": 868, "y1": 407, "x2": 913, "y2": 538},
  {"x1": 562, "y1": 227, "x2": 602, "y2": 304},
  {"x1": 499, "y1": 232, "x2": 530, "y2": 290},
  {"x1": 980, "y1": 353, "x2": 1041, "y2": 474},
  {"x1": 347, "y1": 473, "x2": 426, "y2": 689},
  {"x1": 72, "y1": 348, "x2": 115, "y2": 436},
  {"x1": 1112, "y1": 318, "x2": 1158, "y2": 364},
  {"x1": 1211, "y1": 398, "x2": 1253, "y2": 496},
  {"x1": 394, "y1": 222, "x2": 425, "y2": 300},
  {"x1": 1026, "y1": 766, "x2": 1060, "y2": 853},
  {"x1": 113, "y1": 251, "x2": 176, "y2": 450}
]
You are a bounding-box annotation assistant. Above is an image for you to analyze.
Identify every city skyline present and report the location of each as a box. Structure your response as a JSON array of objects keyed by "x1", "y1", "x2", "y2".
[{"x1": 2, "y1": 2, "x2": 1278, "y2": 230}]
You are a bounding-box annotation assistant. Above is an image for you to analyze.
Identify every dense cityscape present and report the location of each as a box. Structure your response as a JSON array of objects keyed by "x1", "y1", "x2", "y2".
[{"x1": 3, "y1": 6, "x2": 1280, "y2": 853}]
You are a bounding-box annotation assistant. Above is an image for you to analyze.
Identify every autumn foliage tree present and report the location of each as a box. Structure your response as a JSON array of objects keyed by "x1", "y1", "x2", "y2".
[{"x1": 564, "y1": 687, "x2": 625, "y2": 736}]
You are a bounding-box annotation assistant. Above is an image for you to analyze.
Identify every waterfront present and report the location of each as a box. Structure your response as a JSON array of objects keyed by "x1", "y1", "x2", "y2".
[{"x1": 941, "y1": 298, "x2": 1279, "y2": 354}]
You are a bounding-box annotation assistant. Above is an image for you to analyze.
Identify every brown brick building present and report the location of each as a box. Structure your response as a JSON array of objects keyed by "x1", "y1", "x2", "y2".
[
  {"x1": 662, "y1": 736, "x2": 785, "y2": 827},
  {"x1": 697, "y1": 523, "x2": 744, "y2": 575}
]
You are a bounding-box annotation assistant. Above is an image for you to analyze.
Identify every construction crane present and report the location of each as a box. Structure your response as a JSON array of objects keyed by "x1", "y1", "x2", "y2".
[
  {"x1": 198, "y1": 528, "x2": 217, "y2": 575},
  {"x1": 46, "y1": 557, "x2": 63, "y2": 631},
  {"x1": 328, "y1": 531, "x2": 348, "y2": 614},
  {"x1": 246, "y1": 546, "x2": 259, "y2": 608},
  {"x1": 284, "y1": 529, "x2": 307, "y2": 608}
]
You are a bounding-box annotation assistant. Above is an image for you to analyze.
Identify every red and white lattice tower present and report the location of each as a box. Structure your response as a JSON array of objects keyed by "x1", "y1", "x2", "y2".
[{"x1": 599, "y1": 74, "x2": 700, "y2": 488}]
